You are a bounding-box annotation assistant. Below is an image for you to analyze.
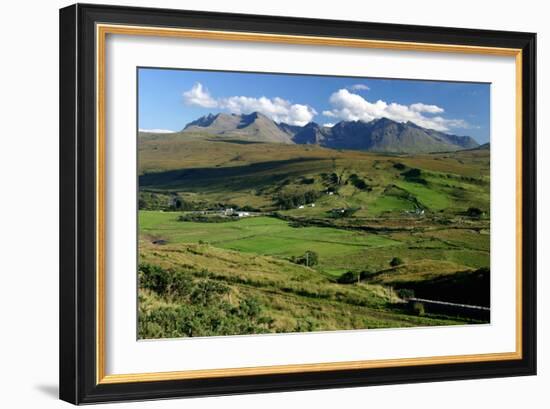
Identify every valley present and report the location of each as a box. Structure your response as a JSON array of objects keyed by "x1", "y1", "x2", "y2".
[{"x1": 137, "y1": 117, "x2": 490, "y2": 339}]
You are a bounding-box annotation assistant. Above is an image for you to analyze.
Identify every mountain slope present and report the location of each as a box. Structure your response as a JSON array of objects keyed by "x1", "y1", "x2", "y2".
[
  {"x1": 183, "y1": 112, "x2": 241, "y2": 134},
  {"x1": 183, "y1": 112, "x2": 294, "y2": 144},
  {"x1": 292, "y1": 122, "x2": 332, "y2": 144},
  {"x1": 326, "y1": 118, "x2": 478, "y2": 153},
  {"x1": 179, "y1": 113, "x2": 479, "y2": 153},
  {"x1": 277, "y1": 122, "x2": 302, "y2": 137}
]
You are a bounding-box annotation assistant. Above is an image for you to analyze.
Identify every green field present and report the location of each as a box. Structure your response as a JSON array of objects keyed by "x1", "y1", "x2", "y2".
[
  {"x1": 140, "y1": 213, "x2": 401, "y2": 275},
  {"x1": 137, "y1": 134, "x2": 490, "y2": 339}
]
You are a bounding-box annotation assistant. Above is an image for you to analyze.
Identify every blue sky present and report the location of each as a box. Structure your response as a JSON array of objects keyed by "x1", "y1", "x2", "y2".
[{"x1": 138, "y1": 68, "x2": 490, "y2": 143}]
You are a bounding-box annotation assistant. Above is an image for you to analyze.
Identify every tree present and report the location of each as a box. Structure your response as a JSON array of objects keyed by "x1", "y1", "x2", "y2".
[
  {"x1": 303, "y1": 250, "x2": 318, "y2": 267},
  {"x1": 291, "y1": 250, "x2": 319, "y2": 267}
]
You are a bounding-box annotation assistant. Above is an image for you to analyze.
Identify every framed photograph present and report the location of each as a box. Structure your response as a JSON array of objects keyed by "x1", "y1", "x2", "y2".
[{"x1": 59, "y1": 3, "x2": 536, "y2": 404}]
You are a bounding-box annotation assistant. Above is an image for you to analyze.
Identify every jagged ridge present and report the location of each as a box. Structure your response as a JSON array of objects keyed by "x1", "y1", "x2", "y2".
[{"x1": 180, "y1": 112, "x2": 479, "y2": 153}]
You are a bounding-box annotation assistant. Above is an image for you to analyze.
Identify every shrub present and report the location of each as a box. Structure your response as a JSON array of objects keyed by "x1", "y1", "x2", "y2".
[
  {"x1": 294, "y1": 317, "x2": 318, "y2": 332},
  {"x1": 138, "y1": 198, "x2": 147, "y2": 209},
  {"x1": 348, "y1": 174, "x2": 372, "y2": 191},
  {"x1": 139, "y1": 263, "x2": 171, "y2": 294},
  {"x1": 402, "y1": 168, "x2": 421, "y2": 178},
  {"x1": 190, "y1": 280, "x2": 230, "y2": 306},
  {"x1": 412, "y1": 302, "x2": 425, "y2": 316},
  {"x1": 275, "y1": 190, "x2": 321, "y2": 210},
  {"x1": 326, "y1": 172, "x2": 340, "y2": 185},
  {"x1": 465, "y1": 207, "x2": 483, "y2": 218},
  {"x1": 138, "y1": 263, "x2": 275, "y2": 338},
  {"x1": 401, "y1": 168, "x2": 427, "y2": 185},
  {"x1": 337, "y1": 271, "x2": 360, "y2": 284},
  {"x1": 291, "y1": 250, "x2": 319, "y2": 267},
  {"x1": 389, "y1": 257, "x2": 404, "y2": 267},
  {"x1": 397, "y1": 288, "x2": 415, "y2": 300},
  {"x1": 138, "y1": 191, "x2": 200, "y2": 211}
]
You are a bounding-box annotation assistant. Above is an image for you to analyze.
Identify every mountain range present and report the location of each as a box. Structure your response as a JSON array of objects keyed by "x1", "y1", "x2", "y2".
[{"x1": 178, "y1": 112, "x2": 480, "y2": 153}]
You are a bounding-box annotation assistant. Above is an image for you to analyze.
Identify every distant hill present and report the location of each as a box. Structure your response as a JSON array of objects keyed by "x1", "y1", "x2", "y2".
[
  {"x1": 178, "y1": 112, "x2": 480, "y2": 153},
  {"x1": 325, "y1": 118, "x2": 479, "y2": 153},
  {"x1": 292, "y1": 122, "x2": 332, "y2": 145},
  {"x1": 182, "y1": 112, "x2": 294, "y2": 144},
  {"x1": 277, "y1": 122, "x2": 303, "y2": 137}
]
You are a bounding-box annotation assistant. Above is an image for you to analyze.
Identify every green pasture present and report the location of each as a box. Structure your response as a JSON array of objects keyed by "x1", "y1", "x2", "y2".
[{"x1": 140, "y1": 212, "x2": 401, "y2": 274}]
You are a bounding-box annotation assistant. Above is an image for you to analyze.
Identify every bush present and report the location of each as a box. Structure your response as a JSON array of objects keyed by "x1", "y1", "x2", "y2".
[
  {"x1": 291, "y1": 250, "x2": 319, "y2": 267},
  {"x1": 465, "y1": 207, "x2": 483, "y2": 218},
  {"x1": 138, "y1": 263, "x2": 275, "y2": 338},
  {"x1": 275, "y1": 190, "x2": 321, "y2": 210},
  {"x1": 348, "y1": 174, "x2": 372, "y2": 191},
  {"x1": 412, "y1": 302, "x2": 425, "y2": 316},
  {"x1": 138, "y1": 191, "x2": 200, "y2": 211},
  {"x1": 389, "y1": 257, "x2": 403, "y2": 267},
  {"x1": 337, "y1": 271, "x2": 360, "y2": 284},
  {"x1": 401, "y1": 168, "x2": 428, "y2": 185},
  {"x1": 139, "y1": 263, "x2": 172, "y2": 294},
  {"x1": 402, "y1": 168, "x2": 421, "y2": 178},
  {"x1": 294, "y1": 317, "x2": 318, "y2": 332},
  {"x1": 325, "y1": 172, "x2": 339, "y2": 185},
  {"x1": 138, "y1": 192, "x2": 165, "y2": 210},
  {"x1": 397, "y1": 288, "x2": 415, "y2": 300},
  {"x1": 190, "y1": 280, "x2": 230, "y2": 306}
]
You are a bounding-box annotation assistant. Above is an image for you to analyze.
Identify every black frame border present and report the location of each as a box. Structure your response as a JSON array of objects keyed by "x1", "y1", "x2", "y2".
[{"x1": 59, "y1": 3, "x2": 536, "y2": 404}]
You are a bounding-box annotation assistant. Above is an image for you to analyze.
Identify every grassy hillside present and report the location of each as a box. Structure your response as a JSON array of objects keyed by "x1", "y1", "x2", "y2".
[
  {"x1": 138, "y1": 132, "x2": 490, "y2": 338},
  {"x1": 138, "y1": 240, "x2": 477, "y2": 338}
]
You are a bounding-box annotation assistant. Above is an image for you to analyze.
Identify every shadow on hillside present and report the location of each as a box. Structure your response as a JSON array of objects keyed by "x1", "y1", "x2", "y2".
[{"x1": 140, "y1": 157, "x2": 325, "y2": 190}]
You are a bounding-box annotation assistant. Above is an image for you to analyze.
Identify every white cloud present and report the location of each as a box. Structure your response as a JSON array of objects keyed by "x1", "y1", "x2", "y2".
[
  {"x1": 410, "y1": 103, "x2": 444, "y2": 114},
  {"x1": 139, "y1": 128, "x2": 175, "y2": 134},
  {"x1": 323, "y1": 88, "x2": 468, "y2": 132},
  {"x1": 182, "y1": 83, "x2": 217, "y2": 108},
  {"x1": 182, "y1": 82, "x2": 317, "y2": 126},
  {"x1": 348, "y1": 84, "x2": 370, "y2": 91},
  {"x1": 323, "y1": 123, "x2": 335, "y2": 128}
]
